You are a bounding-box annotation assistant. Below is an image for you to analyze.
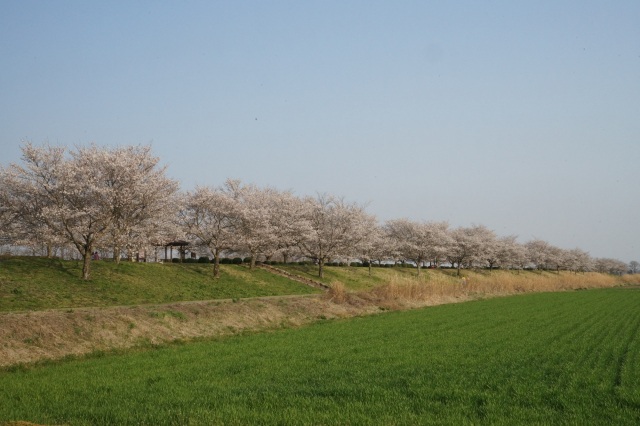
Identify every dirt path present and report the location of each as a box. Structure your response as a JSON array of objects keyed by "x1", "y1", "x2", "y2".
[{"x1": 256, "y1": 264, "x2": 330, "y2": 290}]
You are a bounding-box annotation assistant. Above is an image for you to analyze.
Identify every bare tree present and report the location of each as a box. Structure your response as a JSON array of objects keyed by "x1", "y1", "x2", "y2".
[{"x1": 630, "y1": 261, "x2": 640, "y2": 274}]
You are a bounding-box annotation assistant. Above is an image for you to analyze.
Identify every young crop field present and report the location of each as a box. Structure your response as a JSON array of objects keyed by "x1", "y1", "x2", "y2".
[{"x1": 1, "y1": 288, "x2": 639, "y2": 425}]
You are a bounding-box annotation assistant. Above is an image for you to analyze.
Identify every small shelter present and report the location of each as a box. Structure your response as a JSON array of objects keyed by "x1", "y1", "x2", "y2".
[{"x1": 164, "y1": 240, "x2": 190, "y2": 262}]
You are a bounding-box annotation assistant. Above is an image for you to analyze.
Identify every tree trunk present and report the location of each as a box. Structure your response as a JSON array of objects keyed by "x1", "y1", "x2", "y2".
[
  {"x1": 113, "y1": 246, "x2": 121, "y2": 264},
  {"x1": 82, "y1": 247, "x2": 92, "y2": 280},
  {"x1": 250, "y1": 251, "x2": 257, "y2": 270},
  {"x1": 213, "y1": 252, "x2": 220, "y2": 278},
  {"x1": 368, "y1": 261, "x2": 372, "y2": 277},
  {"x1": 456, "y1": 263, "x2": 461, "y2": 277},
  {"x1": 318, "y1": 258, "x2": 325, "y2": 278}
]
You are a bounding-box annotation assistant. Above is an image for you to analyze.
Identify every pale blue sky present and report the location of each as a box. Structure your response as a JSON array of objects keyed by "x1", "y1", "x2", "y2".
[{"x1": 1, "y1": 1, "x2": 639, "y2": 262}]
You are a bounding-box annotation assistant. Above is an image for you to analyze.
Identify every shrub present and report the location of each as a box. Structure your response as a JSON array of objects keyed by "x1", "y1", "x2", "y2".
[
  {"x1": 198, "y1": 256, "x2": 210, "y2": 263},
  {"x1": 232, "y1": 257, "x2": 243, "y2": 265},
  {"x1": 243, "y1": 257, "x2": 252, "y2": 264},
  {"x1": 220, "y1": 258, "x2": 231, "y2": 264}
]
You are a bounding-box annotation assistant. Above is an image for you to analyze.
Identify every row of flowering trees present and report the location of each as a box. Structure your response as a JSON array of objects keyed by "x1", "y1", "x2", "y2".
[{"x1": 0, "y1": 143, "x2": 633, "y2": 279}]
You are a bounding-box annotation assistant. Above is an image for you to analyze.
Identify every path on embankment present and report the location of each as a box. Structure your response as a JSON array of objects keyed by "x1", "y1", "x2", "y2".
[{"x1": 256, "y1": 263, "x2": 330, "y2": 290}]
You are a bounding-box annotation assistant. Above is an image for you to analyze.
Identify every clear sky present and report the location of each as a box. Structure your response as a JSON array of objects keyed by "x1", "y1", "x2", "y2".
[{"x1": 1, "y1": 1, "x2": 639, "y2": 262}]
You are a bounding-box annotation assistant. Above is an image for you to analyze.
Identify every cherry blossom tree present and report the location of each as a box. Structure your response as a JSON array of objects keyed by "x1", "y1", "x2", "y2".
[
  {"x1": 384, "y1": 219, "x2": 450, "y2": 275},
  {"x1": 524, "y1": 239, "x2": 553, "y2": 270},
  {"x1": 0, "y1": 187, "x2": 18, "y2": 247},
  {"x1": 0, "y1": 179, "x2": 19, "y2": 247},
  {"x1": 180, "y1": 184, "x2": 239, "y2": 277},
  {"x1": 546, "y1": 246, "x2": 569, "y2": 273},
  {"x1": 630, "y1": 261, "x2": 639, "y2": 274},
  {"x1": 229, "y1": 182, "x2": 282, "y2": 269},
  {"x1": 85, "y1": 144, "x2": 180, "y2": 263},
  {"x1": 1, "y1": 143, "x2": 112, "y2": 279},
  {"x1": 356, "y1": 223, "x2": 391, "y2": 276},
  {"x1": 0, "y1": 143, "x2": 177, "y2": 279},
  {"x1": 564, "y1": 248, "x2": 593, "y2": 273},
  {"x1": 472, "y1": 225, "x2": 499, "y2": 271},
  {"x1": 266, "y1": 190, "x2": 308, "y2": 264},
  {"x1": 2, "y1": 144, "x2": 633, "y2": 280},
  {"x1": 594, "y1": 258, "x2": 627, "y2": 275},
  {"x1": 297, "y1": 194, "x2": 374, "y2": 278},
  {"x1": 494, "y1": 236, "x2": 527, "y2": 271},
  {"x1": 447, "y1": 225, "x2": 494, "y2": 275},
  {"x1": 0, "y1": 144, "x2": 68, "y2": 257}
]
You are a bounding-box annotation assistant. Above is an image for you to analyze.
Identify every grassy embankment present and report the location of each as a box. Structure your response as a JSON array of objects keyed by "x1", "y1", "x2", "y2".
[
  {"x1": 1, "y1": 288, "x2": 639, "y2": 425},
  {"x1": 2, "y1": 257, "x2": 637, "y2": 313},
  {"x1": 1, "y1": 256, "x2": 639, "y2": 368},
  {"x1": 0, "y1": 256, "x2": 321, "y2": 312},
  {"x1": 278, "y1": 262, "x2": 640, "y2": 305}
]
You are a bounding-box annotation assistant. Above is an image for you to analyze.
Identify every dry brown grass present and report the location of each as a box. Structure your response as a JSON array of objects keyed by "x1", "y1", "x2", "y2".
[
  {"x1": 325, "y1": 281, "x2": 347, "y2": 304},
  {"x1": 1, "y1": 422, "x2": 53, "y2": 426},
  {"x1": 0, "y1": 295, "x2": 382, "y2": 368},
  {"x1": 353, "y1": 270, "x2": 624, "y2": 309},
  {"x1": 1, "y1": 270, "x2": 634, "y2": 368},
  {"x1": 619, "y1": 273, "x2": 640, "y2": 286}
]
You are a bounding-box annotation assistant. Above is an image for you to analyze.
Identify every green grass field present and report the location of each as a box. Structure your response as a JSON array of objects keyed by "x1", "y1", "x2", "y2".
[
  {"x1": 2, "y1": 288, "x2": 639, "y2": 425},
  {"x1": 0, "y1": 257, "x2": 320, "y2": 312}
]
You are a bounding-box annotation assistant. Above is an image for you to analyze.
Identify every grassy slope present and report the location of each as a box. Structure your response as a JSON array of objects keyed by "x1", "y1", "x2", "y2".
[
  {"x1": 279, "y1": 262, "x2": 639, "y2": 293},
  {"x1": 0, "y1": 257, "x2": 320, "y2": 312},
  {"x1": 2, "y1": 257, "x2": 639, "y2": 312},
  {"x1": 278, "y1": 263, "x2": 430, "y2": 290},
  {"x1": 1, "y1": 288, "x2": 639, "y2": 425}
]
